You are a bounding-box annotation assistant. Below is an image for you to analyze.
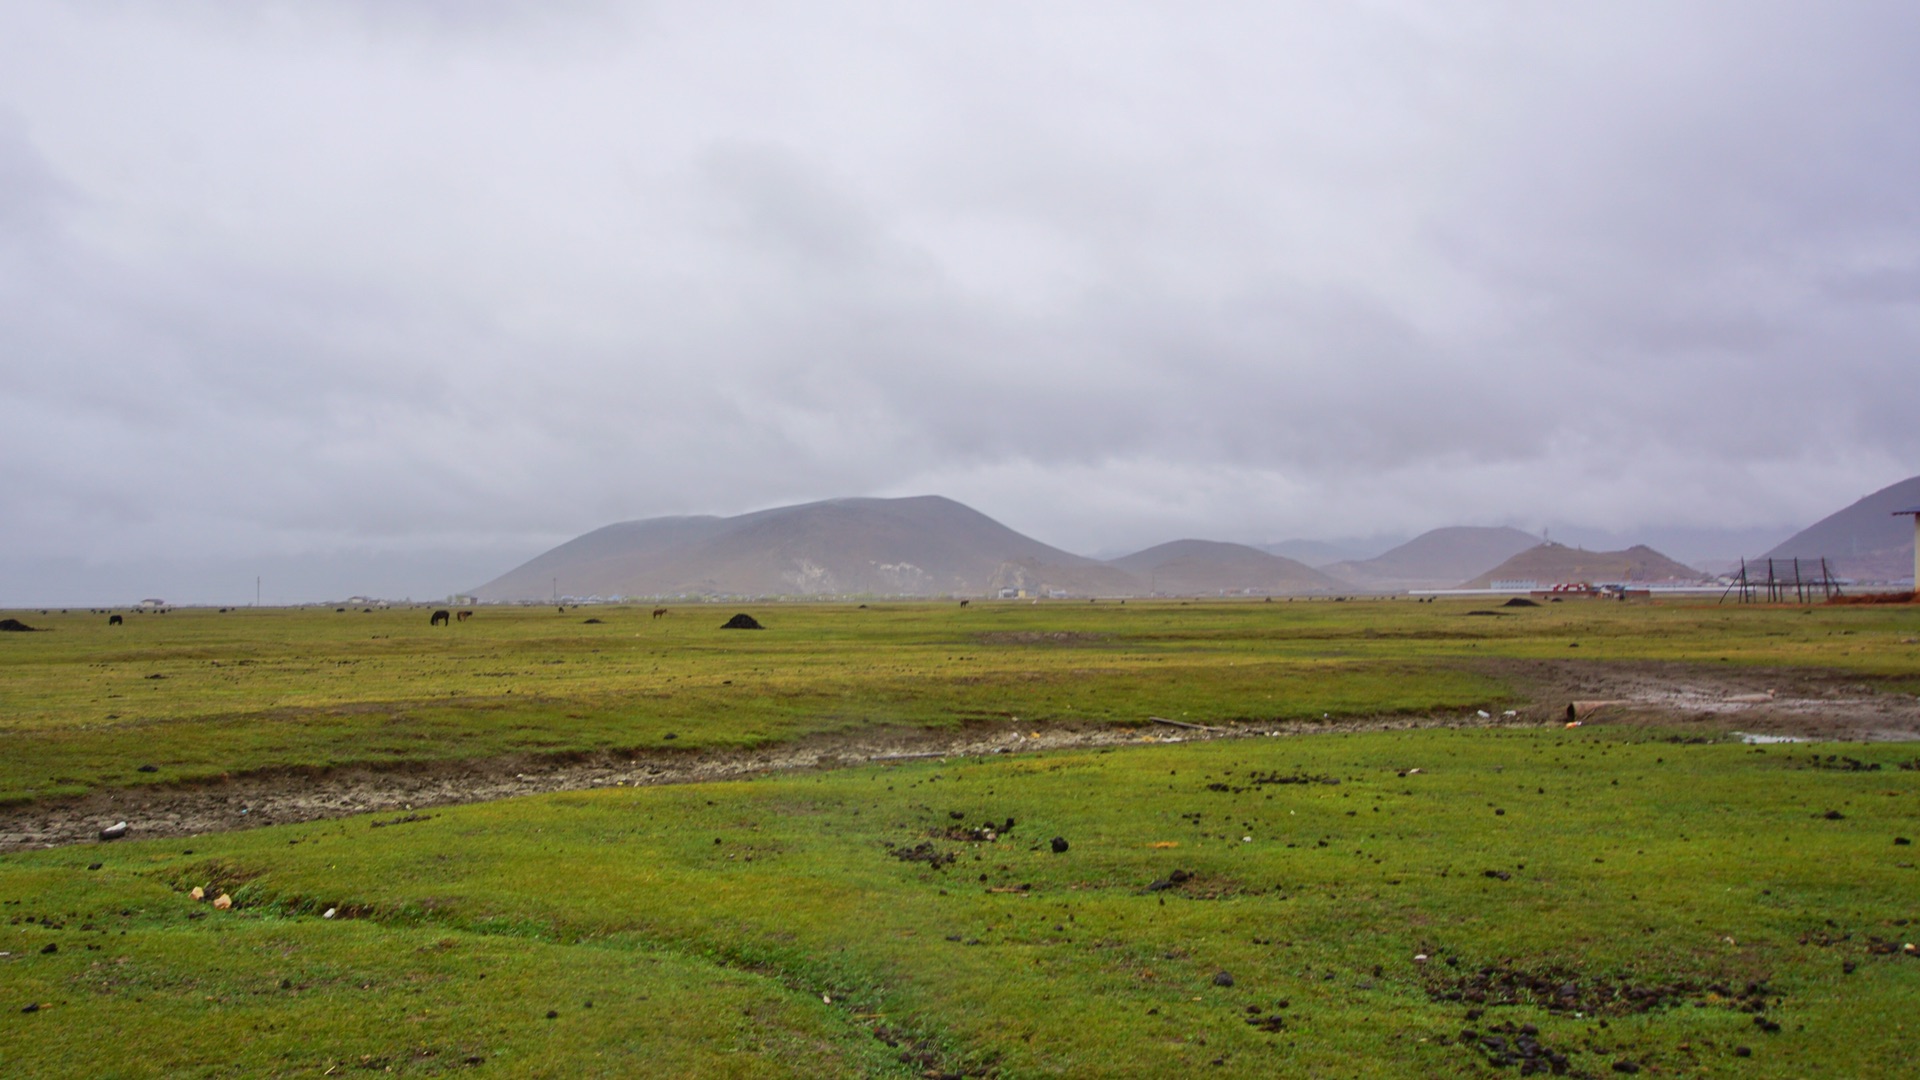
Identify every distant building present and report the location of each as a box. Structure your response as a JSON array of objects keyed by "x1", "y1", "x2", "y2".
[{"x1": 137, "y1": 598, "x2": 165, "y2": 609}]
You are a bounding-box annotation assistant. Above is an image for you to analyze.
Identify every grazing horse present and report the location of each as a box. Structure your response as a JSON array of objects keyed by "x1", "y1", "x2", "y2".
[
  {"x1": 456, "y1": 610, "x2": 473, "y2": 622},
  {"x1": 652, "y1": 607, "x2": 668, "y2": 620},
  {"x1": 108, "y1": 614, "x2": 123, "y2": 626},
  {"x1": 430, "y1": 609, "x2": 450, "y2": 626}
]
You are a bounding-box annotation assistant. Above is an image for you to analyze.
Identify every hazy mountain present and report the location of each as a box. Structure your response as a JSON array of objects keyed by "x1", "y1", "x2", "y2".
[
  {"x1": 1460, "y1": 542, "x2": 1706, "y2": 589},
  {"x1": 471, "y1": 496, "x2": 1138, "y2": 599},
  {"x1": 1322, "y1": 526, "x2": 1541, "y2": 591},
  {"x1": 1109, "y1": 539, "x2": 1346, "y2": 595},
  {"x1": 1258, "y1": 538, "x2": 1379, "y2": 567},
  {"x1": 1763, "y1": 474, "x2": 1920, "y2": 583}
]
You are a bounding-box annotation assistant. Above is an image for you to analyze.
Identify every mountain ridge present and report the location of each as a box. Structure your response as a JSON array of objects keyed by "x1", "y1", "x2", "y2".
[{"x1": 1460, "y1": 542, "x2": 1706, "y2": 589}]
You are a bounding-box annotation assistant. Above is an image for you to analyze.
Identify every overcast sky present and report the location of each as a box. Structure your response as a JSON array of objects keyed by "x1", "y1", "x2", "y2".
[{"x1": 4, "y1": 1, "x2": 1917, "y2": 604}]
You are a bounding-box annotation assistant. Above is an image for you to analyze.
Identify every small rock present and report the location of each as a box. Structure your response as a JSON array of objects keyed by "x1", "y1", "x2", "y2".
[
  {"x1": 40, "y1": 943, "x2": 57, "y2": 955},
  {"x1": 322, "y1": 908, "x2": 337, "y2": 919},
  {"x1": 1050, "y1": 837, "x2": 1069, "y2": 854},
  {"x1": 1733, "y1": 1046, "x2": 1752, "y2": 1057},
  {"x1": 1212, "y1": 971, "x2": 1235, "y2": 987},
  {"x1": 136, "y1": 765, "x2": 158, "y2": 773},
  {"x1": 1612, "y1": 1061, "x2": 1640, "y2": 1074},
  {"x1": 212, "y1": 894, "x2": 232, "y2": 910},
  {"x1": 99, "y1": 822, "x2": 128, "y2": 841},
  {"x1": 190, "y1": 886, "x2": 205, "y2": 901},
  {"x1": 87, "y1": 863, "x2": 101, "y2": 871}
]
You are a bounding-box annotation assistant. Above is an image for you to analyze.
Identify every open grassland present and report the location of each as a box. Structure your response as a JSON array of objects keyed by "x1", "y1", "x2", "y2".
[
  {"x1": 2, "y1": 598, "x2": 1918, "y2": 804},
  {"x1": 5, "y1": 727, "x2": 1919, "y2": 1077}
]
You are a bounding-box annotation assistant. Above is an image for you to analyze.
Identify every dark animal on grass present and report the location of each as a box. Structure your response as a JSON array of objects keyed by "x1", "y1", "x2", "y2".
[
  {"x1": 652, "y1": 607, "x2": 668, "y2": 620},
  {"x1": 430, "y1": 609, "x2": 450, "y2": 626},
  {"x1": 108, "y1": 614, "x2": 123, "y2": 626},
  {"x1": 959, "y1": 600, "x2": 970, "y2": 607},
  {"x1": 456, "y1": 610, "x2": 473, "y2": 622}
]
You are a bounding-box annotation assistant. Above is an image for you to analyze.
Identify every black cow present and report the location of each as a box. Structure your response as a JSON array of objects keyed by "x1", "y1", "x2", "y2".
[
  {"x1": 430, "y1": 609, "x2": 451, "y2": 626},
  {"x1": 108, "y1": 614, "x2": 123, "y2": 626}
]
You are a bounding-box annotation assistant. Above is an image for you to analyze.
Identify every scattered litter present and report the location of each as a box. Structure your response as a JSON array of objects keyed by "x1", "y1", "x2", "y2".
[
  {"x1": 189, "y1": 886, "x2": 205, "y2": 901},
  {"x1": 212, "y1": 893, "x2": 232, "y2": 910},
  {"x1": 1736, "y1": 732, "x2": 1804, "y2": 744},
  {"x1": 322, "y1": 907, "x2": 337, "y2": 919}
]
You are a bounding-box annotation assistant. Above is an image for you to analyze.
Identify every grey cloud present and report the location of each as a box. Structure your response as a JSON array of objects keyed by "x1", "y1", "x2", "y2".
[{"x1": 3, "y1": 1, "x2": 1918, "y2": 603}]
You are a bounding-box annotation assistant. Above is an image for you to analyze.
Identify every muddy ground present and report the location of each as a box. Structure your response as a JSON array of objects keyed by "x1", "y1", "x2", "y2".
[{"x1": 4, "y1": 660, "x2": 1915, "y2": 852}]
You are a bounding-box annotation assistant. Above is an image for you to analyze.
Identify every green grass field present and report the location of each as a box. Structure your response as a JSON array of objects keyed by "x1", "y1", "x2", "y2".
[
  {"x1": 3, "y1": 598, "x2": 1917, "y2": 804},
  {"x1": 4, "y1": 599, "x2": 1919, "y2": 1076}
]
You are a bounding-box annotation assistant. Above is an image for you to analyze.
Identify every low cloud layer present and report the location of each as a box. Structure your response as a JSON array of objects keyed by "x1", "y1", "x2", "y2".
[{"x1": 4, "y1": 2, "x2": 1917, "y2": 603}]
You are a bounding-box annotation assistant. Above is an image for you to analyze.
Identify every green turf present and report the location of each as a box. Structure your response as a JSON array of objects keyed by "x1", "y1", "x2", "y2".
[
  {"x1": 7, "y1": 726, "x2": 1918, "y2": 1076},
  {"x1": 3, "y1": 598, "x2": 1918, "y2": 803}
]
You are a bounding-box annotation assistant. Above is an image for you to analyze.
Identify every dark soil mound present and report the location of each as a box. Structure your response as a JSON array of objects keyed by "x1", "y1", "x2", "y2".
[
  {"x1": 1501, "y1": 597, "x2": 1541, "y2": 607},
  {"x1": 720, "y1": 613, "x2": 765, "y2": 630},
  {"x1": 0, "y1": 618, "x2": 39, "y2": 632}
]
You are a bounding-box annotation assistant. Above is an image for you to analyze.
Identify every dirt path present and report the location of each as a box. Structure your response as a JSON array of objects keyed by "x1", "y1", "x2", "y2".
[
  {"x1": 5, "y1": 660, "x2": 1915, "y2": 852},
  {"x1": 1491, "y1": 658, "x2": 1920, "y2": 741}
]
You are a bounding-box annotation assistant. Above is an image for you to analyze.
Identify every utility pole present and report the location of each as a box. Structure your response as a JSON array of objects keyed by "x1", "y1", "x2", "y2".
[{"x1": 255, "y1": 576, "x2": 261, "y2": 607}]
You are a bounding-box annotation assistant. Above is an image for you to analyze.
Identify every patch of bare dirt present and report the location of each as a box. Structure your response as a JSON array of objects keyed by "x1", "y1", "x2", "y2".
[{"x1": 0, "y1": 716, "x2": 1482, "y2": 852}]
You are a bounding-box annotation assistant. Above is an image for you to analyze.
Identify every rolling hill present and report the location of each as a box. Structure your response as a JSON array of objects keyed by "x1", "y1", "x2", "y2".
[
  {"x1": 1108, "y1": 539, "x2": 1346, "y2": 595},
  {"x1": 1322, "y1": 526, "x2": 1541, "y2": 591},
  {"x1": 1460, "y1": 542, "x2": 1706, "y2": 589},
  {"x1": 1763, "y1": 474, "x2": 1920, "y2": 583},
  {"x1": 471, "y1": 496, "x2": 1139, "y2": 600}
]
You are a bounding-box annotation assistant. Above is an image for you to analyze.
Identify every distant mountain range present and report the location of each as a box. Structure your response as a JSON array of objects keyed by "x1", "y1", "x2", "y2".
[
  {"x1": 1763, "y1": 474, "x2": 1920, "y2": 583},
  {"x1": 472, "y1": 475, "x2": 1920, "y2": 599},
  {"x1": 474, "y1": 497, "x2": 1344, "y2": 600}
]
